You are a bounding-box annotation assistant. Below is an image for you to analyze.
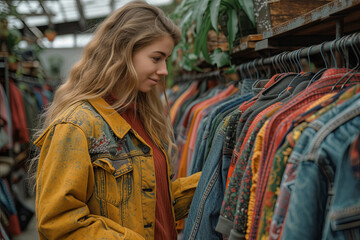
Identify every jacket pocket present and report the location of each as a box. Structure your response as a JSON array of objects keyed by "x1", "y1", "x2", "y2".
[
  {"x1": 92, "y1": 157, "x2": 133, "y2": 207},
  {"x1": 330, "y1": 205, "x2": 360, "y2": 240}
]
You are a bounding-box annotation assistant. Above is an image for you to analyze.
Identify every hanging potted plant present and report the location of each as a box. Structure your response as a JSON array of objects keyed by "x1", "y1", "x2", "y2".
[
  {"x1": 0, "y1": 17, "x2": 9, "y2": 55},
  {"x1": 44, "y1": 28, "x2": 57, "y2": 42},
  {"x1": 7, "y1": 29, "x2": 22, "y2": 71}
]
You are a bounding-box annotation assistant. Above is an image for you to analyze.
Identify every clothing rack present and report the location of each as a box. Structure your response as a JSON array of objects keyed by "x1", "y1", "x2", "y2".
[
  {"x1": 245, "y1": 32, "x2": 360, "y2": 68},
  {"x1": 0, "y1": 57, "x2": 10, "y2": 98},
  {"x1": 174, "y1": 32, "x2": 360, "y2": 83},
  {"x1": 10, "y1": 72, "x2": 44, "y2": 88},
  {"x1": 0, "y1": 56, "x2": 13, "y2": 159},
  {"x1": 174, "y1": 69, "x2": 225, "y2": 83}
]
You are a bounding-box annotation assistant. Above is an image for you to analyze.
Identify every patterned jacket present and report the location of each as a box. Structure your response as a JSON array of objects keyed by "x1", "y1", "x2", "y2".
[{"x1": 34, "y1": 97, "x2": 201, "y2": 240}]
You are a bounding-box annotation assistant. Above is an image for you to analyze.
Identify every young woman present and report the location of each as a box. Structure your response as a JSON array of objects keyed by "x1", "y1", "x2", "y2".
[{"x1": 31, "y1": 1, "x2": 201, "y2": 239}]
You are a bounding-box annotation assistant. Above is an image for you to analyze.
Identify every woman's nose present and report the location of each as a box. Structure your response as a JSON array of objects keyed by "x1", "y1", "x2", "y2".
[{"x1": 157, "y1": 61, "x2": 168, "y2": 76}]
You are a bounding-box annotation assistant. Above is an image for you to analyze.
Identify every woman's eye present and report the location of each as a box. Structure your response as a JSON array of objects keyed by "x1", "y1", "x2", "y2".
[{"x1": 152, "y1": 57, "x2": 161, "y2": 62}]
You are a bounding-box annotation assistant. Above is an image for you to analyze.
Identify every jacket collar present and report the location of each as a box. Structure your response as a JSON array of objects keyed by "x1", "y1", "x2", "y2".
[
  {"x1": 88, "y1": 97, "x2": 131, "y2": 139},
  {"x1": 34, "y1": 97, "x2": 131, "y2": 148}
]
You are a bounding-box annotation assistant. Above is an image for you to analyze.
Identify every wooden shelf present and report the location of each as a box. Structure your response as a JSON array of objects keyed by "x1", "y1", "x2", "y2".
[
  {"x1": 262, "y1": 0, "x2": 360, "y2": 39},
  {"x1": 255, "y1": 0, "x2": 360, "y2": 52},
  {"x1": 187, "y1": 0, "x2": 360, "y2": 71}
]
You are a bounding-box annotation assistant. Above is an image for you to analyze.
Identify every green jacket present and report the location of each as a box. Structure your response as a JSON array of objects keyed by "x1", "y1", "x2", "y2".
[{"x1": 34, "y1": 97, "x2": 201, "y2": 240}]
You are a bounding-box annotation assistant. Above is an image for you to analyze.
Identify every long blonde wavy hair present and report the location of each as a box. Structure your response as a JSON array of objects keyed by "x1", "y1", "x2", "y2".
[{"x1": 31, "y1": 0, "x2": 180, "y2": 177}]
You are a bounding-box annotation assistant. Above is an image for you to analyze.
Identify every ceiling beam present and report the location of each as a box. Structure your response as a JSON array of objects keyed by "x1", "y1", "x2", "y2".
[
  {"x1": 39, "y1": 0, "x2": 54, "y2": 29},
  {"x1": 56, "y1": 0, "x2": 68, "y2": 22},
  {"x1": 19, "y1": 16, "x2": 106, "y2": 36},
  {"x1": 110, "y1": 0, "x2": 115, "y2": 12},
  {"x1": 17, "y1": 13, "x2": 56, "y2": 17},
  {"x1": 4, "y1": 0, "x2": 44, "y2": 40},
  {"x1": 75, "y1": 0, "x2": 87, "y2": 31}
]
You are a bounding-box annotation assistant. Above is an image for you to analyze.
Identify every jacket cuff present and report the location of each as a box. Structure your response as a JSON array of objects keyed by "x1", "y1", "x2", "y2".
[{"x1": 215, "y1": 214, "x2": 233, "y2": 236}]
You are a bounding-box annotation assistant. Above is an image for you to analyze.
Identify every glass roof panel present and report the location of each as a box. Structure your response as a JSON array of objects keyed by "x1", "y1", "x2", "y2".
[
  {"x1": 7, "y1": 15, "x2": 23, "y2": 29},
  {"x1": 58, "y1": 0, "x2": 80, "y2": 22},
  {"x1": 84, "y1": 3, "x2": 111, "y2": 19},
  {"x1": 44, "y1": 1, "x2": 65, "y2": 23},
  {"x1": 76, "y1": 33, "x2": 93, "y2": 47},
  {"x1": 148, "y1": 0, "x2": 173, "y2": 5},
  {"x1": 1, "y1": 0, "x2": 175, "y2": 48},
  {"x1": 16, "y1": 1, "x2": 41, "y2": 14},
  {"x1": 24, "y1": 16, "x2": 48, "y2": 27},
  {"x1": 50, "y1": 34, "x2": 75, "y2": 48}
]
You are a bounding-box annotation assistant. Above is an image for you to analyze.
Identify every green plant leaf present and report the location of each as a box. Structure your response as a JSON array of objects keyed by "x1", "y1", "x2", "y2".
[
  {"x1": 222, "y1": 0, "x2": 239, "y2": 9},
  {"x1": 226, "y1": 9, "x2": 238, "y2": 53},
  {"x1": 6, "y1": 28, "x2": 22, "y2": 54},
  {"x1": 194, "y1": 11, "x2": 211, "y2": 63},
  {"x1": 180, "y1": 53, "x2": 202, "y2": 71},
  {"x1": 171, "y1": 44, "x2": 180, "y2": 62},
  {"x1": 238, "y1": 0, "x2": 255, "y2": 25},
  {"x1": 171, "y1": 0, "x2": 197, "y2": 36},
  {"x1": 210, "y1": 0, "x2": 221, "y2": 34},
  {"x1": 195, "y1": 0, "x2": 210, "y2": 33},
  {"x1": 179, "y1": 10, "x2": 193, "y2": 32},
  {"x1": 172, "y1": 0, "x2": 196, "y2": 18},
  {"x1": 224, "y1": 64, "x2": 236, "y2": 74},
  {"x1": 8, "y1": 55, "x2": 16, "y2": 63},
  {"x1": 210, "y1": 48, "x2": 230, "y2": 68}
]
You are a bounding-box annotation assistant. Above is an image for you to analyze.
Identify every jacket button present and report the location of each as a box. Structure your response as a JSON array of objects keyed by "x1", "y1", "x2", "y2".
[
  {"x1": 109, "y1": 148, "x2": 117, "y2": 155},
  {"x1": 142, "y1": 188, "x2": 153, "y2": 192},
  {"x1": 141, "y1": 145, "x2": 150, "y2": 154},
  {"x1": 144, "y1": 223, "x2": 152, "y2": 228}
]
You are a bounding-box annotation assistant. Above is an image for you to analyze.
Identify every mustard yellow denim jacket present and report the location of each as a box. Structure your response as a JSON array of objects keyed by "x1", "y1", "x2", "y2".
[{"x1": 34, "y1": 97, "x2": 201, "y2": 240}]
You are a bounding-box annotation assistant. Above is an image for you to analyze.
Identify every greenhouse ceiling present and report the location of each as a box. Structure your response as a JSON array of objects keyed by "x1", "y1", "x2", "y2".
[{"x1": 1, "y1": 0, "x2": 174, "y2": 47}]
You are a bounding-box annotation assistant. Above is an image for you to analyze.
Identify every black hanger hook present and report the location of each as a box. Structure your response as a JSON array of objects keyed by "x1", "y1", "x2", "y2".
[{"x1": 307, "y1": 45, "x2": 314, "y2": 72}]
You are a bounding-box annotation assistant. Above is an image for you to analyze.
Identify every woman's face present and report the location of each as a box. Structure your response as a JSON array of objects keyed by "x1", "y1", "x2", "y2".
[{"x1": 132, "y1": 35, "x2": 174, "y2": 93}]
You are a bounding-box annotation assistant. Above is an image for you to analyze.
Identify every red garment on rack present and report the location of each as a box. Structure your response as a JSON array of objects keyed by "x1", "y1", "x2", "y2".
[
  {"x1": 249, "y1": 68, "x2": 360, "y2": 239},
  {"x1": 9, "y1": 80, "x2": 29, "y2": 145},
  {"x1": 225, "y1": 74, "x2": 279, "y2": 189}
]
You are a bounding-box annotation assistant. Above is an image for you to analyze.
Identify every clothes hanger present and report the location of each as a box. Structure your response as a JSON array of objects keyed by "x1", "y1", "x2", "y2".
[
  {"x1": 280, "y1": 51, "x2": 290, "y2": 73},
  {"x1": 306, "y1": 41, "x2": 329, "y2": 88},
  {"x1": 307, "y1": 45, "x2": 314, "y2": 73},
  {"x1": 277, "y1": 52, "x2": 286, "y2": 73},
  {"x1": 274, "y1": 53, "x2": 284, "y2": 77},
  {"x1": 339, "y1": 32, "x2": 360, "y2": 90},
  {"x1": 297, "y1": 47, "x2": 313, "y2": 76},
  {"x1": 246, "y1": 61, "x2": 254, "y2": 81},
  {"x1": 330, "y1": 33, "x2": 359, "y2": 91},
  {"x1": 335, "y1": 35, "x2": 348, "y2": 69},
  {"x1": 259, "y1": 57, "x2": 274, "y2": 81},
  {"x1": 273, "y1": 52, "x2": 289, "y2": 81},
  {"x1": 339, "y1": 34, "x2": 351, "y2": 70},
  {"x1": 278, "y1": 48, "x2": 306, "y2": 97},
  {"x1": 288, "y1": 50, "x2": 299, "y2": 73},
  {"x1": 272, "y1": 52, "x2": 282, "y2": 73},
  {"x1": 251, "y1": 58, "x2": 260, "y2": 80},
  {"x1": 271, "y1": 53, "x2": 279, "y2": 74},
  {"x1": 258, "y1": 58, "x2": 269, "y2": 79},
  {"x1": 237, "y1": 64, "x2": 245, "y2": 80},
  {"x1": 236, "y1": 63, "x2": 250, "y2": 89},
  {"x1": 285, "y1": 51, "x2": 295, "y2": 73},
  {"x1": 329, "y1": 37, "x2": 339, "y2": 69},
  {"x1": 213, "y1": 69, "x2": 225, "y2": 84}
]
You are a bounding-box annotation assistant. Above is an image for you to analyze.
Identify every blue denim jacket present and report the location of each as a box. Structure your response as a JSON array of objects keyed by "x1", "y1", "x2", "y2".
[
  {"x1": 282, "y1": 98, "x2": 360, "y2": 240},
  {"x1": 183, "y1": 115, "x2": 230, "y2": 239}
]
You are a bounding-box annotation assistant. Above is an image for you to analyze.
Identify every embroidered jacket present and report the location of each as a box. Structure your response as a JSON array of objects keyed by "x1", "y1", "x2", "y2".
[{"x1": 34, "y1": 97, "x2": 201, "y2": 240}]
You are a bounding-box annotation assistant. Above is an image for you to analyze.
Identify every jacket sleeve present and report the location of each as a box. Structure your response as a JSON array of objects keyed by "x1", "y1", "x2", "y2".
[
  {"x1": 35, "y1": 123, "x2": 144, "y2": 240},
  {"x1": 171, "y1": 171, "x2": 202, "y2": 221}
]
